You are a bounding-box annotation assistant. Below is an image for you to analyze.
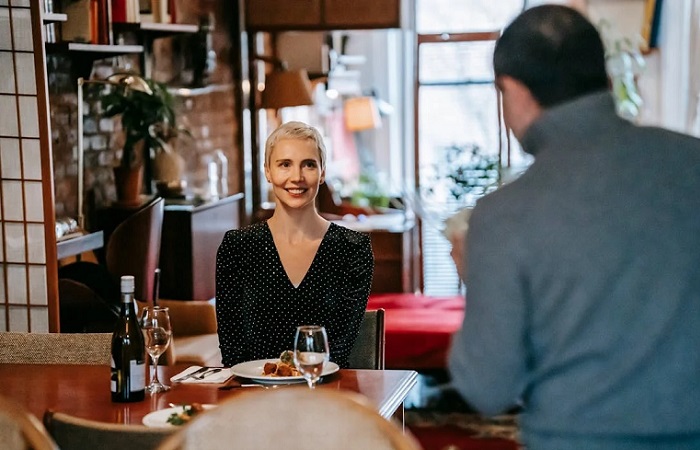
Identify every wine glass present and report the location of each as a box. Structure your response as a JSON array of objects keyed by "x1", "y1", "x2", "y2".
[
  {"x1": 140, "y1": 306, "x2": 172, "y2": 394},
  {"x1": 293, "y1": 325, "x2": 329, "y2": 389}
]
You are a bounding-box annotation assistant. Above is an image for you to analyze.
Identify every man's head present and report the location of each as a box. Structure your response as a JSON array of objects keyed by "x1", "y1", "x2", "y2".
[{"x1": 494, "y1": 5, "x2": 608, "y2": 139}]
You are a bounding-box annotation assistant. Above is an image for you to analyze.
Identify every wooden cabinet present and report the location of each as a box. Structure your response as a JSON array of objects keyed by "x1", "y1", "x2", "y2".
[
  {"x1": 245, "y1": 0, "x2": 405, "y2": 31},
  {"x1": 159, "y1": 194, "x2": 244, "y2": 301},
  {"x1": 333, "y1": 214, "x2": 418, "y2": 294}
]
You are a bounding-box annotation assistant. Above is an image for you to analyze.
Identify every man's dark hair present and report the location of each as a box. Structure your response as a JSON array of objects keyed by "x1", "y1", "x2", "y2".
[{"x1": 494, "y1": 5, "x2": 608, "y2": 107}]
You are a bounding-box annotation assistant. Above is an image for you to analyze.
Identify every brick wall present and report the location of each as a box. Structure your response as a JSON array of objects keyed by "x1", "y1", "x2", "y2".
[{"x1": 49, "y1": 38, "x2": 238, "y2": 231}]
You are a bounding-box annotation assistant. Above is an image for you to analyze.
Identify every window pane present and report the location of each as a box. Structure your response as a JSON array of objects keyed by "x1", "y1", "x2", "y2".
[
  {"x1": 416, "y1": 0, "x2": 524, "y2": 33},
  {"x1": 419, "y1": 84, "x2": 500, "y2": 165},
  {"x1": 419, "y1": 40, "x2": 495, "y2": 84}
]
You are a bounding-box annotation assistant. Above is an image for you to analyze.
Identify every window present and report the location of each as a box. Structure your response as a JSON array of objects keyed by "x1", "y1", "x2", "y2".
[{"x1": 416, "y1": 0, "x2": 529, "y2": 296}]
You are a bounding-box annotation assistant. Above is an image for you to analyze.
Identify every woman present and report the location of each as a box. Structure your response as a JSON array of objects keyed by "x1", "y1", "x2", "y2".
[{"x1": 216, "y1": 121, "x2": 374, "y2": 368}]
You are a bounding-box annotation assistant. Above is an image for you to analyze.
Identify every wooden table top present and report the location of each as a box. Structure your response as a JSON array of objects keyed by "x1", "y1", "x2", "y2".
[{"x1": 0, "y1": 364, "x2": 417, "y2": 425}]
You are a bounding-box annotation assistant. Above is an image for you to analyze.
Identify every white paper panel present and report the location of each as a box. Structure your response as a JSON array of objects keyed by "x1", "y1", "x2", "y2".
[
  {"x1": 8, "y1": 305, "x2": 28, "y2": 332},
  {"x1": 24, "y1": 181, "x2": 43, "y2": 222},
  {"x1": 0, "y1": 51, "x2": 15, "y2": 93},
  {"x1": 0, "y1": 94, "x2": 19, "y2": 136},
  {"x1": 28, "y1": 265, "x2": 47, "y2": 306},
  {"x1": 2, "y1": 180, "x2": 23, "y2": 221},
  {"x1": 15, "y1": 53, "x2": 35, "y2": 95},
  {"x1": 22, "y1": 139, "x2": 41, "y2": 180},
  {"x1": 9, "y1": 8, "x2": 32, "y2": 52},
  {"x1": 18, "y1": 95, "x2": 39, "y2": 137},
  {"x1": 4, "y1": 222, "x2": 25, "y2": 263},
  {"x1": 6, "y1": 264, "x2": 26, "y2": 304},
  {"x1": 0, "y1": 137, "x2": 21, "y2": 178},
  {"x1": 0, "y1": 9, "x2": 11, "y2": 51},
  {"x1": 30, "y1": 306, "x2": 49, "y2": 332},
  {"x1": 26, "y1": 223, "x2": 44, "y2": 264}
]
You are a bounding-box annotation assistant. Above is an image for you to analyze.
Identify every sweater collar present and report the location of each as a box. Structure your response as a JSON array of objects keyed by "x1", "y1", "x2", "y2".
[{"x1": 520, "y1": 91, "x2": 619, "y2": 156}]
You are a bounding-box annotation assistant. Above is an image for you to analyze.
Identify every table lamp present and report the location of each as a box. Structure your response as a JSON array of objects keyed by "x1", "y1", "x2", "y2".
[{"x1": 255, "y1": 55, "x2": 314, "y2": 109}]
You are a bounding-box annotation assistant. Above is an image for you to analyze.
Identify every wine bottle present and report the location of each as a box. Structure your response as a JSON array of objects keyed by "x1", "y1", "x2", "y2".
[{"x1": 111, "y1": 275, "x2": 146, "y2": 402}]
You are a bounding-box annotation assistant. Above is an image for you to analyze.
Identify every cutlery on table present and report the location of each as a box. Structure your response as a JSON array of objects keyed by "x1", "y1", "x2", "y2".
[
  {"x1": 195, "y1": 368, "x2": 223, "y2": 380},
  {"x1": 172, "y1": 367, "x2": 210, "y2": 382}
]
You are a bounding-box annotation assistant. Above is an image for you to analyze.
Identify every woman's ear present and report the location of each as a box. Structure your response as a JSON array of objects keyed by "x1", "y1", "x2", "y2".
[{"x1": 264, "y1": 165, "x2": 271, "y2": 183}]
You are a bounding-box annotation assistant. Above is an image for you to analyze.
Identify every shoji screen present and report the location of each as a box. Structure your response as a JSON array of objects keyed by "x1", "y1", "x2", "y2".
[{"x1": 0, "y1": 0, "x2": 58, "y2": 332}]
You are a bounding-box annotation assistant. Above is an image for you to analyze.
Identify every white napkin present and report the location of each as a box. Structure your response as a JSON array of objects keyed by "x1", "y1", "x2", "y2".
[{"x1": 170, "y1": 366, "x2": 234, "y2": 384}]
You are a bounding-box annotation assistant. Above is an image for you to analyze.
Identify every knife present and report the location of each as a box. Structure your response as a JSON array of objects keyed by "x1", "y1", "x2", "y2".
[{"x1": 172, "y1": 367, "x2": 210, "y2": 382}]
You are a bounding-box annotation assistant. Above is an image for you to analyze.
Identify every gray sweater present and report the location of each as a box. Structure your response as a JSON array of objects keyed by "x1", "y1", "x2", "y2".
[{"x1": 448, "y1": 92, "x2": 700, "y2": 449}]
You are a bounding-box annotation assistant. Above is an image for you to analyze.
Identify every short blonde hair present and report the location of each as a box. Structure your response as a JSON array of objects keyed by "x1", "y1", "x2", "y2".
[{"x1": 264, "y1": 121, "x2": 326, "y2": 170}]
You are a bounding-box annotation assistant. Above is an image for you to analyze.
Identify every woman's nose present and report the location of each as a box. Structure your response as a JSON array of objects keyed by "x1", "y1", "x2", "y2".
[{"x1": 291, "y1": 166, "x2": 304, "y2": 180}]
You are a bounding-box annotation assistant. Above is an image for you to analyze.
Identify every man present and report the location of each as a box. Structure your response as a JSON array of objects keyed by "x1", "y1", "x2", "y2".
[{"x1": 448, "y1": 5, "x2": 700, "y2": 450}]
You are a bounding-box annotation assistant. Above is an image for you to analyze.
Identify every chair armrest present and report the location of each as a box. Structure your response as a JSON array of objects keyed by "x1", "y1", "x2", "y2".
[{"x1": 159, "y1": 299, "x2": 217, "y2": 337}]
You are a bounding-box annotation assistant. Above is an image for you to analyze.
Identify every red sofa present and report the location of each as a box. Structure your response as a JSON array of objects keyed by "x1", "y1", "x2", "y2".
[{"x1": 367, "y1": 293, "x2": 465, "y2": 370}]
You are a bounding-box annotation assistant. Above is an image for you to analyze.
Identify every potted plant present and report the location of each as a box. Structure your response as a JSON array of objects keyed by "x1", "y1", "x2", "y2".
[{"x1": 98, "y1": 73, "x2": 181, "y2": 204}]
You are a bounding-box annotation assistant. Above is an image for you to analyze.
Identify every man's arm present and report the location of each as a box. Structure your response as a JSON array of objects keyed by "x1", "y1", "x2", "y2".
[{"x1": 448, "y1": 205, "x2": 528, "y2": 416}]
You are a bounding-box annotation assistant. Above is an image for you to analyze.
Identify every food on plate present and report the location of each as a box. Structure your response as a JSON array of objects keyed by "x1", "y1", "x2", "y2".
[
  {"x1": 166, "y1": 403, "x2": 205, "y2": 426},
  {"x1": 261, "y1": 350, "x2": 301, "y2": 377}
]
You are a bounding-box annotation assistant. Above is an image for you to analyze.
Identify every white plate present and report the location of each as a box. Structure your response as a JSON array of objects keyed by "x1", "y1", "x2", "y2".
[
  {"x1": 142, "y1": 404, "x2": 216, "y2": 428},
  {"x1": 230, "y1": 359, "x2": 340, "y2": 385}
]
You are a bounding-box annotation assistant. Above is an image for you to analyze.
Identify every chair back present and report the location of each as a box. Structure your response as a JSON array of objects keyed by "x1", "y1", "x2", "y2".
[
  {"x1": 106, "y1": 197, "x2": 164, "y2": 302},
  {"x1": 348, "y1": 308, "x2": 386, "y2": 369},
  {"x1": 0, "y1": 395, "x2": 58, "y2": 450},
  {"x1": 155, "y1": 388, "x2": 422, "y2": 450},
  {"x1": 0, "y1": 332, "x2": 112, "y2": 365},
  {"x1": 43, "y1": 410, "x2": 173, "y2": 450}
]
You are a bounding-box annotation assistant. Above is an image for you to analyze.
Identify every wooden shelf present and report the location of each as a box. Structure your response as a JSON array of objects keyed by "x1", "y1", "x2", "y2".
[
  {"x1": 43, "y1": 13, "x2": 67, "y2": 24},
  {"x1": 45, "y1": 42, "x2": 144, "y2": 78},
  {"x1": 112, "y1": 22, "x2": 199, "y2": 39}
]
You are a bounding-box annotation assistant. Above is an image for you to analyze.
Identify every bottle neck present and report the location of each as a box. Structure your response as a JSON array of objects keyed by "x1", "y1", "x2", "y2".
[{"x1": 121, "y1": 292, "x2": 134, "y2": 304}]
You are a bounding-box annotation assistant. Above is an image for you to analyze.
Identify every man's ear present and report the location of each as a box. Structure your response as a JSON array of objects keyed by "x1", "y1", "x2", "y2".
[{"x1": 497, "y1": 75, "x2": 543, "y2": 140}]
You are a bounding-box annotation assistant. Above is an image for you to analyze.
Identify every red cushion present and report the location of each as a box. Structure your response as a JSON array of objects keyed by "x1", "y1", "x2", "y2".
[{"x1": 368, "y1": 294, "x2": 465, "y2": 369}]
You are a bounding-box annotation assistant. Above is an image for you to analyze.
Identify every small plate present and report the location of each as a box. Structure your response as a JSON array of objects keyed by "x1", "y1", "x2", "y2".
[
  {"x1": 142, "y1": 404, "x2": 216, "y2": 428},
  {"x1": 230, "y1": 359, "x2": 340, "y2": 385}
]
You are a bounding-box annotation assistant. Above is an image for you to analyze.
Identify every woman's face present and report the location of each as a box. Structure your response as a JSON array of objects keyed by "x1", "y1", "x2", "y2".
[{"x1": 265, "y1": 138, "x2": 325, "y2": 210}]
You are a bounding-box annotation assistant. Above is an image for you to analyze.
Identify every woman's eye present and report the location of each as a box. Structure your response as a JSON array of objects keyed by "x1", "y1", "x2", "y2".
[{"x1": 304, "y1": 161, "x2": 317, "y2": 168}]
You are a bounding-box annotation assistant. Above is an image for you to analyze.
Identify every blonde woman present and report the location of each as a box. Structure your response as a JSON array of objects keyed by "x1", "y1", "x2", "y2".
[{"x1": 216, "y1": 121, "x2": 374, "y2": 368}]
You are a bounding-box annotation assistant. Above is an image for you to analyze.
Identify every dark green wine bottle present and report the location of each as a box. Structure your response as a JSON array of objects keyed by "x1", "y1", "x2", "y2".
[{"x1": 111, "y1": 275, "x2": 145, "y2": 402}]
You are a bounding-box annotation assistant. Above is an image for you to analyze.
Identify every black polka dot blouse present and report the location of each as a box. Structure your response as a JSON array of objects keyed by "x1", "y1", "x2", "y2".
[{"x1": 215, "y1": 221, "x2": 374, "y2": 368}]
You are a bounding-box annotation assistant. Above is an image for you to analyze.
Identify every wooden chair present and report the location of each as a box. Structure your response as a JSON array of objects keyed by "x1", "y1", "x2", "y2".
[
  {"x1": 155, "y1": 388, "x2": 422, "y2": 450},
  {"x1": 0, "y1": 395, "x2": 58, "y2": 450},
  {"x1": 43, "y1": 410, "x2": 173, "y2": 450},
  {"x1": 105, "y1": 196, "x2": 164, "y2": 303},
  {"x1": 0, "y1": 332, "x2": 112, "y2": 365},
  {"x1": 348, "y1": 309, "x2": 386, "y2": 369},
  {"x1": 58, "y1": 197, "x2": 164, "y2": 332}
]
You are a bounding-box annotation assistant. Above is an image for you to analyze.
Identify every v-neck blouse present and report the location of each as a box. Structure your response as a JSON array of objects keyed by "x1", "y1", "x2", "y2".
[{"x1": 215, "y1": 221, "x2": 374, "y2": 368}]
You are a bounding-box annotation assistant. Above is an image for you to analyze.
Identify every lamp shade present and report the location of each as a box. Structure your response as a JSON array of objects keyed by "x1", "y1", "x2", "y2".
[
  {"x1": 261, "y1": 69, "x2": 314, "y2": 109},
  {"x1": 344, "y1": 96, "x2": 381, "y2": 131}
]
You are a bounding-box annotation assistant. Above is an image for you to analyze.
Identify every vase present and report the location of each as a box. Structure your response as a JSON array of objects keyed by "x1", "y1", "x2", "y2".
[{"x1": 113, "y1": 164, "x2": 144, "y2": 206}]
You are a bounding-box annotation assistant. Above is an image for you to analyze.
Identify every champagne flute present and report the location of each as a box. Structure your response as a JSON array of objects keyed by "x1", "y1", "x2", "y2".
[
  {"x1": 140, "y1": 306, "x2": 172, "y2": 394},
  {"x1": 293, "y1": 325, "x2": 329, "y2": 389}
]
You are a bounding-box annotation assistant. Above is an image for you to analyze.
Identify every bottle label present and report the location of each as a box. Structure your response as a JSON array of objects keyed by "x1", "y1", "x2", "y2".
[
  {"x1": 110, "y1": 358, "x2": 146, "y2": 393},
  {"x1": 130, "y1": 360, "x2": 146, "y2": 392}
]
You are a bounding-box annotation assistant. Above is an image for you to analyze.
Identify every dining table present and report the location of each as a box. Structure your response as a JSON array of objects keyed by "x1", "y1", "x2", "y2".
[{"x1": 0, "y1": 364, "x2": 418, "y2": 428}]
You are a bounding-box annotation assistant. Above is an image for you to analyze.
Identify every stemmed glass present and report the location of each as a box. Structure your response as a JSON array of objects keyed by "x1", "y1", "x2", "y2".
[
  {"x1": 140, "y1": 306, "x2": 172, "y2": 394},
  {"x1": 293, "y1": 325, "x2": 329, "y2": 389}
]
